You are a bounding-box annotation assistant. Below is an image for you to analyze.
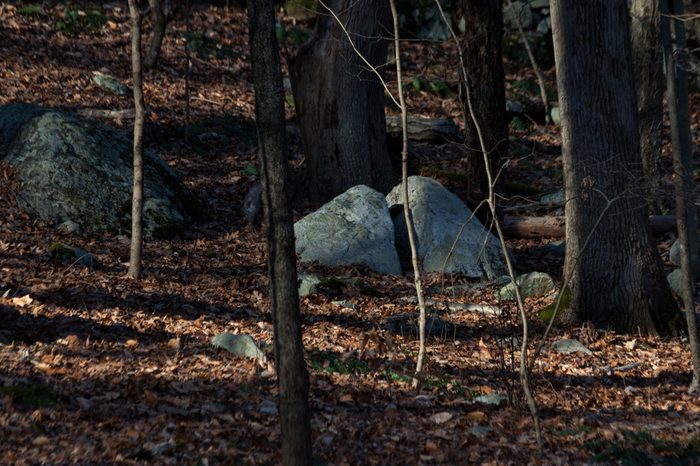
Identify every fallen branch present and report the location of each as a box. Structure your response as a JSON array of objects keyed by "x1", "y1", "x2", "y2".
[{"x1": 76, "y1": 108, "x2": 136, "y2": 121}]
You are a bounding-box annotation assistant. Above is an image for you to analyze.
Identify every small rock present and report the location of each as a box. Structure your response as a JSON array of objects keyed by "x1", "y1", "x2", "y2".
[
  {"x1": 201, "y1": 403, "x2": 227, "y2": 414},
  {"x1": 92, "y1": 70, "x2": 132, "y2": 96},
  {"x1": 57, "y1": 220, "x2": 81, "y2": 234},
  {"x1": 506, "y1": 99, "x2": 524, "y2": 114},
  {"x1": 331, "y1": 300, "x2": 356, "y2": 310},
  {"x1": 49, "y1": 242, "x2": 96, "y2": 269},
  {"x1": 497, "y1": 272, "x2": 556, "y2": 301},
  {"x1": 258, "y1": 400, "x2": 278, "y2": 416},
  {"x1": 551, "y1": 338, "x2": 592, "y2": 355},
  {"x1": 473, "y1": 394, "x2": 506, "y2": 406},
  {"x1": 298, "y1": 273, "x2": 320, "y2": 297},
  {"x1": 540, "y1": 189, "x2": 565, "y2": 207},
  {"x1": 211, "y1": 333, "x2": 265, "y2": 361},
  {"x1": 430, "y1": 411, "x2": 453, "y2": 424},
  {"x1": 468, "y1": 426, "x2": 493, "y2": 439},
  {"x1": 541, "y1": 240, "x2": 565, "y2": 257}
]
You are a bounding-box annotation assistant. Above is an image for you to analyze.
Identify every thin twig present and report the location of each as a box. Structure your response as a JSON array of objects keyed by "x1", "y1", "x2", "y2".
[{"x1": 184, "y1": 0, "x2": 191, "y2": 143}]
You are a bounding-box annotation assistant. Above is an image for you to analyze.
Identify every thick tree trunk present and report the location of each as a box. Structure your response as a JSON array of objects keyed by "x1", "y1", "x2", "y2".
[
  {"x1": 631, "y1": 0, "x2": 664, "y2": 212},
  {"x1": 144, "y1": 0, "x2": 169, "y2": 70},
  {"x1": 290, "y1": 0, "x2": 395, "y2": 204},
  {"x1": 551, "y1": 0, "x2": 677, "y2": 335},
  {"x1": 248, "y1": 1, "x2": 313, "y2": 464},
  {"x1": 128, "y1": 0, "x2": 145, "y2": 280},
  {"x1": 456, "y1": 0, "x2": 507, "y2": 206}
]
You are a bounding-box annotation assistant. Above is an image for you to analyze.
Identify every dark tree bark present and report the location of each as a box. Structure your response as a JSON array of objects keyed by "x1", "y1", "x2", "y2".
[
  {"x1": 456, "y1": 0, "x2": 507, "y2": 207},
  {"x1": 551, "y1": 0, "x2": 678, "y2": 334},
  {"x1": 290, "y1": 0, "x2": 395, "y2": 204},
  {"x1": 128, "y1": 0, "x2": 145, "y2": 280},
  {"x1": 248, "y1": 1, "x2": 313, "y2": 464},
  {"x1": 143, "y1": 0, "x2": 170, "y2": 70},
  {"x1": 661, "y1": 0, "x2": 700, "y2": 392},
  {"x1": 631, "y1": 0, "x2": 664, "y2": 211}
]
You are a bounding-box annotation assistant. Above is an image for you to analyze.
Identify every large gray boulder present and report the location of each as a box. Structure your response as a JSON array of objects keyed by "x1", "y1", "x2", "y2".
[
  {"x1": 386, "y1": 176, "x2": 507, "y2": 279},
  {"x1": 0, "y1": 103, "x2": 204, "y2": 238},
  {"x1": 294, "y1": 185, "x2": 401, "y2": 275}
]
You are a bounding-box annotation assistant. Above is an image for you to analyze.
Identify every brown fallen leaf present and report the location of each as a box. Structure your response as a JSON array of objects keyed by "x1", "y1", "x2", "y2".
[
  {"x1": 33, "y1": 436, "x2": 50, "y2": 446},
  {"x1": 466, "y1": 411, "x2": 488, "y2": 422},
  {"x1": 64, "y1": 334, "x2": 80, "y2": 348},
  {"x1": 424, "y1": 441, "x2": 439, "y2": 454},
  {"x1": 31, "y1": 361, "x2": 52, "y2": 372},
  {"x1": 125, "y1": 339, "x2": 139, "y2": 348},
  {"x1": 167, "y1": 337, "x2": 180, "y2": 349}
]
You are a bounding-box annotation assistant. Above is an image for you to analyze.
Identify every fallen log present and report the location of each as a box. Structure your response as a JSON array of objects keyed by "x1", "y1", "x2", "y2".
[
  {"x1": 502, "y1": 215, "x2": 677, "y2": 239},
  {"x1": 385, "y1": 115, "x2": 461, "y2": 142}
]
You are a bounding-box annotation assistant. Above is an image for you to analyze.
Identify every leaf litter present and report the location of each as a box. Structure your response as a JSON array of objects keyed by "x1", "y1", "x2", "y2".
[{"x1": 1, "y1": 2, "x2": 700, "y2": 464}]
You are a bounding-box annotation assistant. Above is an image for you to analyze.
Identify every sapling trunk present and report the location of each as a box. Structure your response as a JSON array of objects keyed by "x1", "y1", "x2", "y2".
[
  {"x1": 388, "y1": 0, "x2": 428, "y2": 388},
  {"x1": 128, "y1": 0, "x2": 145, "y2": 280}
]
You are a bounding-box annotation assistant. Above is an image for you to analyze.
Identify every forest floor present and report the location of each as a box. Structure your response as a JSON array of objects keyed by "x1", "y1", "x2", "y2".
[{"x1": 2, "y1": 2, "x2": 700, "y2": 464}]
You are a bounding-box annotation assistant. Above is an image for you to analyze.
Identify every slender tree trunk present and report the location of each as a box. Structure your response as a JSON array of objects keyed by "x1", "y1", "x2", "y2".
[
  {"x1": 290, "y1": 0, "x2": 395, "y2": 205},
  {"x1": 388, "y1": 0, "x2": 427, "y2": 388},
  {"x1": 661, "y1": 0, "x2": 700, "y2": 393},
  {"x1": 248, "y1": 1, "x2": 313, "y2": 463},
  {"x1": 184, "y1": 0, "x2": 191, "y2": 143},
  {"x1": 551, "y1": 0, "x2": 677, "y2": 334},
  {"x1": 144, "y1": 0, "x2": 169, "y2": 70},
  {"x1": 631, "y1": 0, "x2": 664, "y2": 212},
  {"x1": 128, "y1": 0, "x2": 145, "y2": 280},
  {"x1": 456, "y1": 0, "x2": 507, "y2": 207}
]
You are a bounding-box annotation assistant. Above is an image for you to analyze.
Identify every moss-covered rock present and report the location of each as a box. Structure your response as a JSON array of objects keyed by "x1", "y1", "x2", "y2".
[{"x1": 0, "y1": 103, "x2": 205, "y2": 238}]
